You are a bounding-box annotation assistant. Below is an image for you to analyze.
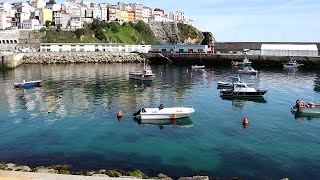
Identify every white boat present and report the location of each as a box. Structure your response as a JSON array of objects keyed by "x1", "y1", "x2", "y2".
[
  {"x1": 129, "y1": 69, "x2": 156, "y2": 81},
  {"x1": 231, "y1": 57, "x2": 252, "y2": 66},
  {"x1": 133, "y1": 104, "x2": 195, "y2": 120},
  {"x1": 220, "y1": 82, "x2": 267, "y2": 97},
  {"x1": 191, "y1": 65, "x2": 205, "y2": 69},
  {"x1": 291, "y1": 98, "x2": 320, "y2": 114},
  {"x1": 238, "y1": 66, "x2": 258, "y2": 75},
  {"x1": 13, "y1": 80, "x2": 42, "y2": 88},
  {"x1": 283, "y1": 59, "x2": 304, "y2": 68},
  {"x1": 242, "y1": 57, "x2": 252, "y2": 66},
  {"x1": 129, "y1": 59, "x2": 156, "y2": 81},
  {"x1": 217, "y1": 75, "x2": 243, "y2": 88}
]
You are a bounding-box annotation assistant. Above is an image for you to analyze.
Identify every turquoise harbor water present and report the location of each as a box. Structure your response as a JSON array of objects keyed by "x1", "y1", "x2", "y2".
[{"x1": 0, "y1": 63, "x2": 320, "y2": 179}]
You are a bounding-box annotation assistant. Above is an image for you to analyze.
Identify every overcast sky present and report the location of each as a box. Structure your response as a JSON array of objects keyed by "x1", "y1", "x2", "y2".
[{"x1": 9, "y1": 0, "x2": 320, "y2": 42}]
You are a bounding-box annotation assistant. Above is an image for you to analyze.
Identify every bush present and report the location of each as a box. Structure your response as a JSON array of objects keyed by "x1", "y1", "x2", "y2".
[{"x1": 39, "y1": 27, "x2": 46, "y2": 32}]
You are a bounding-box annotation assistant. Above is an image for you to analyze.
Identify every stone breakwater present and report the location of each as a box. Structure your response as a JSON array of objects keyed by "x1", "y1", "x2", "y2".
[{"x1": 23, "y1": 52, "x2": 147, "y2": 64}]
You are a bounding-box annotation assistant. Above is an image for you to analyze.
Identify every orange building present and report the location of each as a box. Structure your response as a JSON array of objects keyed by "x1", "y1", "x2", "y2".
[{"x1": 127, "y1": 11, "x2": 135, "y2": 22}]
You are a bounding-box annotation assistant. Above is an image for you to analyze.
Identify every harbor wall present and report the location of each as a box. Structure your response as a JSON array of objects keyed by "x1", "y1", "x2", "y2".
[
  {"x1": 2, "y1": 52, "x2": 320, "y2": 70},
  {"x1": 143, "y1": 53, "x2": 320, "y2": 68},
  {"x1": 1, "y1": 53, "x2": 24, "y2": 69},
  {"x1": 23, "y1": 52, "x2": 147, "y2": 64}
]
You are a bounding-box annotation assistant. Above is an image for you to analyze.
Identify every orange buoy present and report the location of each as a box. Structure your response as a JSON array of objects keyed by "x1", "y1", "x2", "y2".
[
  {"x1": 117, "y1": 111, "x2": 123, "y2": 118},
  {"x1": 243, "y1": 117, "x2": 249, "y2": 128},
  {"x1": 171, "y1": 114, "x2": 177, "y2": 119}
]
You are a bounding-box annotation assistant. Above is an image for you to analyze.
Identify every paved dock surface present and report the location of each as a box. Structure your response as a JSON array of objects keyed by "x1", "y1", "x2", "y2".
[{"x1": 0, "y1": 170, "x2": 143, "y2": 180}]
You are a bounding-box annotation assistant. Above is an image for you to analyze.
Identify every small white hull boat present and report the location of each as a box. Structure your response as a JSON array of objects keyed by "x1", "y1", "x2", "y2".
[
  {"x1": 129, "y1": 69, "x2": 155, "y2": 81},
  {"x1": 191, "y1": 65, "x2": 205, "y2": 69},
  {"x1": 283, "y1": 59, "x2": 303, "y2": 68},
  {"x1": 13, "y1": 80, "x2": 42, "y2": 88},
  {"x1": 238, "y1": 67, "x2": 258, "y2": 75},
  {"x1": 133, "y1": 105, "x2": 195, "y2": 120},
  {"x1": 217, "y1": 81, "x2": 233, "y2": 88},
  {"x1": 217, "y1": 75, "x2": 243, "y2": 88}
]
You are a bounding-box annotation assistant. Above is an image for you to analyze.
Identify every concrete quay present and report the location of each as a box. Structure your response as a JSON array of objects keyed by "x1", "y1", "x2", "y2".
[
  {"x1": 0, "y1": 170, "x2": 149, "y2": 180},
  {"x1": 1, "y1": 52, "x2": 320, "y2": 70},
  {"x1": 143, "y1": 53, "x2": 320, "y2": 68}
]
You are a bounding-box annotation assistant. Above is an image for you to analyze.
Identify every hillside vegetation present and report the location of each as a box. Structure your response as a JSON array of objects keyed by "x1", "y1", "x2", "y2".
[
  {"x1": 177, "y1": 23, "x2": 203, "y2": 44},
  {"x1": 42, "y1": 20, "x2": 215, "y2": 46},
  {"x1": 42, "y1": 19, "x2": 160, "y2": 44}
]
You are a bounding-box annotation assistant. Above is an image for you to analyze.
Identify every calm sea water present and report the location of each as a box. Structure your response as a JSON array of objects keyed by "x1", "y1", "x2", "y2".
[{"x1": 0, "y1": 63, "x2": 320, "y2": 179}]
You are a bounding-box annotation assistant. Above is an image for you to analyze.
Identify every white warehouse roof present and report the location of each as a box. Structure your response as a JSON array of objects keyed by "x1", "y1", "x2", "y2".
[{"x1": 261, "y1": 44, "x2": 318, "y2": 51}]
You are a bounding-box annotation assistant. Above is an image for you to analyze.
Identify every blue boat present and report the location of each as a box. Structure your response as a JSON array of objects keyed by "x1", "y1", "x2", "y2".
[{"x1": 13, "y1": 80, "x2": 42, "y2": 89}]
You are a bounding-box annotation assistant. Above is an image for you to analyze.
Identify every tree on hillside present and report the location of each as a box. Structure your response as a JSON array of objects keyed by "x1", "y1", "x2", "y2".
[
  {"x1": 45, "y1": 20, "x2": 52, "y2": 27},
  {"x1": 75, "y1": 28, "x2": 85, "y2": 38}
]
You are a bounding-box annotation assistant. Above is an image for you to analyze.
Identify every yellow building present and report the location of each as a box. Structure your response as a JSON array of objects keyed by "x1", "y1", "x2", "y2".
[
  {"x1": 127, "y1": 11, "x2": 135, "y2": 22},
  {"x1": 120, "y1": 10, "x2": 128, "y2": 22},
  {"x1": 40, "y1": 8, "x2": 53, "y2": 25}
]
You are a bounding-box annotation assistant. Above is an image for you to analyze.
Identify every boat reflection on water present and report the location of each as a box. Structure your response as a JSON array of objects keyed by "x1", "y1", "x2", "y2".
[
  {"x1": 134, "y1": 117, "x2": 193, "y2": 129},
  {"x1": 221, "y1": 96, "x2": 267, "y2": 110},
  {"x1": 129, "y1": 79, "x2": 153, "y2": 87},
  {"x1": 283, "y1": 67, "x2": 298, "y2": 75}
]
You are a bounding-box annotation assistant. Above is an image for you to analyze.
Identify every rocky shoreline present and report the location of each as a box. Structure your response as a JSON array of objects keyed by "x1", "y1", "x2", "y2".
[
  {"x1": 0, "y1": 161, "x2": 211, "y2": 180},
  {"x1": 23, "y1": 52, "x2": 147, "y2": 64}
]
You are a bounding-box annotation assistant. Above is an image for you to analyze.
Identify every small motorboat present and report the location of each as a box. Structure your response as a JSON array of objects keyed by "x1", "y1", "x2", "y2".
[
  {"x1": 133, "y1": 104, "x2": 195, "y2": 120},
  {"x1": 191, "y1": 65, "x2": 205, "y2": 69},
  {"x1": 283, "y1": 59, "x2": 304, "y2": 68},
  {"x1": 242, "y1": 57, "x2": 252, "y2": 66},
  {"x1": 129, "y1": 69, "x2": 156, "y2": 81},
  {"x1": 217, "y1": 75, "x2": 243, "y2": 88},
  {"x1": 291, "y1": 98, "x2": 320, "y2": 114},
  {"x1": 231, "y1": 57, "x2": 252, "y2": 66},
  {"x1": 13, "y1": 80, "x2": 42, "y2": 89},
  {"x1": 238, "y1": 66, "x2": 258, "y2": 75},
  {"x1": 220, "y1": 82, "x2": 267, "y2": 97}
]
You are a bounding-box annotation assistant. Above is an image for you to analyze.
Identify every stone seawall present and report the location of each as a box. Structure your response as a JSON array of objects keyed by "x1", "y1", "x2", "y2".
[{"x1": 23, "y1": 52, "x2": 147, "y2": 64}]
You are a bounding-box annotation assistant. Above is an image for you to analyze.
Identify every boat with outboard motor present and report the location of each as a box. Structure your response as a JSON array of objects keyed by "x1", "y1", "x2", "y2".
[
  {"x1": 217, "y1": 74, "x2": 243, "y2": 88},
  {"x1": 283, "y1": 59, "x2": 304, "y2": 68},
  {"x1": 220, "y1": 82, "x2": 267, "y2": 97},
  {"x1": 231, "y1": 57, "x2": 252, "y2": 66},
  {"x1": 13, "y1": 80, "x2": 42, "y2": 89},
  {"x1": 129, "y1": 59, "x2": 156, "y2": 81},
  {"x1": 133, "y1": 104, "x2": 195, "y2": 120},
  {"x1": 129, "y1": 69, "x2": 155, "y2": 81},
  {"x1": 291, "y1": 98, "x2": 320, "y2": 114}
]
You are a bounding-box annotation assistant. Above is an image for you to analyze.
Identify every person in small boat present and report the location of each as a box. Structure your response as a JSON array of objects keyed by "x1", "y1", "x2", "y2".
[
  {"x1": 295, "y1": 98, "x2": 302, "y2": 109},
  {"x1": 158, "y1": 104, "x2": 164, "y2": 110}
]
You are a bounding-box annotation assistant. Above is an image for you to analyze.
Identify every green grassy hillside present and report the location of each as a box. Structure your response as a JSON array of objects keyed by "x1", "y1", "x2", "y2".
[
  {"x1": 42, "y1": 20, "x2": 214, "y2": 45},
  {"x1": 177, "y1": 23, "x2": 203, "y2": 44},
  {"x1": 42, "y1": 20, "x2": 160, "y2": 44}
]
